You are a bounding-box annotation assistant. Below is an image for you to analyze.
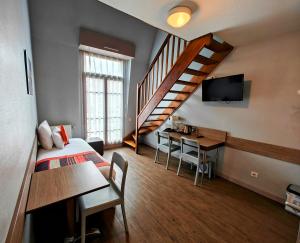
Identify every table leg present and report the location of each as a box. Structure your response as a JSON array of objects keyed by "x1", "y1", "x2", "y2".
[
  {"x1": 194, "y1": 146, "x2": 201, "y2": 186},
  {"x1": 297, "y1": 221, "x2": 300, "y2": 243},
  {"x1": 166, "y1": 139, "x2": 172, "y2": 170},
  {"x1": 214, "y1": 148, "x2": 219, "y2": 178},
  {"x1": 201, "y1": 152, "x2": 206, "y2": 184},
  {"x1": 66, "y1": 198, "x2": 75, "y2": 238}
]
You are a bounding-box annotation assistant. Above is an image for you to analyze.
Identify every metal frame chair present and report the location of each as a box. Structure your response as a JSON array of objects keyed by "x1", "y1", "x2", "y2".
[
  {"x1": 177, "y1": 137, "x2": 213, "y2": 185},
  {"x1": 154, "y1": 131, "x2": 180, "y2": 170},
  {"x1": 77, "y1": 152, "x2": 128, "y2": 243}
]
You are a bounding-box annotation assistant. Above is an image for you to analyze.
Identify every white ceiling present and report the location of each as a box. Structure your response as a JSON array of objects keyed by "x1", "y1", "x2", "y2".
[{"x1": 98, "y1": 0, "x2": 300, "y2": 45}]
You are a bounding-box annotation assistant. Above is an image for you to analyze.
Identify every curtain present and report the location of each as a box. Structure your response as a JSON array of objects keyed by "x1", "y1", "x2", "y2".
[
  {"x1": 83, "y1": 52, "x2": 124, "y2": 78},
  {"x1": 83, "y1": 52, "x2": 123, "y2": 144}
]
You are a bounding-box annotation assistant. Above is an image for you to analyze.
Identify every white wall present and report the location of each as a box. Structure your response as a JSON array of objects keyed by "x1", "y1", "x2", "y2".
[
  {"x1": 148, "y1": 31, "x2": 168, "y2": 64},
  {"x1": 0, "y1": 0, "x2": 37, "y2": 241},
  {"x1": 29, "y1": 0, "x2": 158, "y2": 137},
  {"x1": 144, "y1": 30, "x2": 300, "y2": 202}
]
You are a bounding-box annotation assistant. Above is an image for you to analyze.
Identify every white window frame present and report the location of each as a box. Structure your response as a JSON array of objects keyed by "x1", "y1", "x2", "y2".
[{"x1": 81, "y1": 51, "x2": 124, "y2": 146}]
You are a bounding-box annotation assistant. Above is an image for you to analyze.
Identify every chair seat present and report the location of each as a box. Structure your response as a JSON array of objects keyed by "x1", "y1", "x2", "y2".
[
  {"x1": 160, "y1": 143, "x2": 180, "y2": 152},
  {"x1": 181, "y1": 150, "x2": 212, "y2": 165},
  {"x1": 185, "y1": 150, "x2": 199, "y2": 158},
  {"x1": 78, "y1": 186, "x2": 121, "y2": 214}
]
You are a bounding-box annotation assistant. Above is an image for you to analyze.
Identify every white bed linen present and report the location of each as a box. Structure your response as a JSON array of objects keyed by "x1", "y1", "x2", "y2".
[{"x1": 37, "y1": 138, "x2": 94, "y2": 161}]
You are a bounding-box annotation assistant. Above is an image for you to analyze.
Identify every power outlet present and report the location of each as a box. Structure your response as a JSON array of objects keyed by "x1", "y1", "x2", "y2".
[{"x1": 250, "y1": 171, "x2": 259, "y2": 178}]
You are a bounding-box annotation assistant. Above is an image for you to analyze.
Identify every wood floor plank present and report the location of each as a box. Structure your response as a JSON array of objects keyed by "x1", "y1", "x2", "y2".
[
  {"x1": 33, "y1": 145, "x2": 299, "y2": 243},
  {"x1": 93, "y1": 145, "x2": 298, "y2": 243}
]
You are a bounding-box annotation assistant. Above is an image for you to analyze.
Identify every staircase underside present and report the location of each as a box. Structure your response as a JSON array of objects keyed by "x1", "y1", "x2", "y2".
[{"x1": 124, "y1": 33, "x2": 233, "y2": 151}]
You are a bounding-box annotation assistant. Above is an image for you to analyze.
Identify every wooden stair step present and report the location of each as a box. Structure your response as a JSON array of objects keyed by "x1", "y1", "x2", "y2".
[
  {"x1": 185, "y1": 68, "x2": 207, "y2": 76},
  {"x1": 155, "y1": 106, "x2": 177, "y2": 109},
  {"x1": 141, "y1": 125, "x2": 159, "y2": 128},
  {"x1": 139, "y1": 128, "x2": 152, "y2": 134},
  {"x1": 149, "y1": 113, "x2": 170, "y2": 116},
  {"x1": 124, "y1": 139, "x2": 136, "y2": 148},
  {"x1": 206, "y1": 39, "x2": 233, "y2": 53},
  {"x1": 193, "y1": 55, "x2": 218, "y2": 65},
  {"x1": 175, "y1": 80, "x2": 198, "y2": 87},
  {"x1": 169, "y1": 90, "x2": 191, "y2": 95},
  {"x1": 146, "y1": 119, "x2": 165, "y2": 122},
  {"x1": 162, "y1": 98, "x2": 183, "y2": 102}
]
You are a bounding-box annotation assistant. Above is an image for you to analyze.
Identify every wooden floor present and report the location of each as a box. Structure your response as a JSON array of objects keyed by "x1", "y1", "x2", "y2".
[
  {"x1": 34, "y1": 145, "x2": 299, "y2": 243},
  {"x1": 92, "y1": 145, "x2": 299, "y2": 243}
]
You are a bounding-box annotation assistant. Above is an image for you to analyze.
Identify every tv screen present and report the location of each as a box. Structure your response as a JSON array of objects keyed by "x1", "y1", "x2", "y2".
[{"x1": 202, "y1": 74, "x2": 244, "y2": 101}]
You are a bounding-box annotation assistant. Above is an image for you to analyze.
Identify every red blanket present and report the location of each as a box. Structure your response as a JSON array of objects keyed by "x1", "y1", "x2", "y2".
[{"x1": 35, "y1": 151, "x2": 110, "y2": 172}]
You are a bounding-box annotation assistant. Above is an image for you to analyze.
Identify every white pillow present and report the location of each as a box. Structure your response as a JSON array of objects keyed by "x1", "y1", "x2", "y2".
[
  {"x1": 38, "y1": 120, "x2": 53, "y2": 150},
  {"x1": 52, "y1": 127, "x2": 64, "y2": 149}
]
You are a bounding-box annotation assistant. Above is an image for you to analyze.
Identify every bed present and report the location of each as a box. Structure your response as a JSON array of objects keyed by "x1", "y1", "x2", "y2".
[{"x1": 36, "y1": 138, "x2": 111, "y2": 179}]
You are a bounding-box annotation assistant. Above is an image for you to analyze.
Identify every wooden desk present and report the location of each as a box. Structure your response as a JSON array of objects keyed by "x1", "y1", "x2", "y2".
[
  {"x1": 165, "y1": 131, "x2": 225, "y2": 184},
  {"x1": 168, "y1": 132, "x2": 224, "y2": 150},
  {"x1": 26, "y1": 161, "x2": 109, "y2": 213}
]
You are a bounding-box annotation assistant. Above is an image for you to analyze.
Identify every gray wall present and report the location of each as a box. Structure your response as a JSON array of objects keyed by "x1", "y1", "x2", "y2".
[
  {"x1": 29, "y1": 0, "x2": 158, "y2": 138},
  {"x1": 143, "y1": 30, "x2": 300, "y2": 202},
  {"x1": 0, "y1": 0, "x2": 37, "y2": 241}
]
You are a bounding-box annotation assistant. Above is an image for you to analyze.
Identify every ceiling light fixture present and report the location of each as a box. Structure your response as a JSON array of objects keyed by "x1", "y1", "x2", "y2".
[{"x1": 167, "y1": 6, "x2": 192, "y2": 28}]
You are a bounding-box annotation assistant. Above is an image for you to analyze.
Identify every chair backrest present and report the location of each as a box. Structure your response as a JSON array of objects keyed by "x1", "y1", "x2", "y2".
[
  {"x1": 180, "y1": 137, "x2": 199, "y2": 149},
  {"x1": 180, "y1": 137, "x2": 201, "y2": 158},
  {"x1": 109, "y1": 152, "x2": 128, "y2": 198},
  {"x1": 156, "y1": 131, "x2": 170, "y2": 145}
]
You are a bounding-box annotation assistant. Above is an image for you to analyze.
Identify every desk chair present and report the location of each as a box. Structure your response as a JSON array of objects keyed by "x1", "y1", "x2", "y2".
[
  {"x1": 154, "y1": 131, "x2": 180, "y2": 170},
  {"x1": 77, "y1": 152, "x2": 128, "y2": 243},
  {"x1": 177, "y1": 137, "x2": 213, "y2": 185}
]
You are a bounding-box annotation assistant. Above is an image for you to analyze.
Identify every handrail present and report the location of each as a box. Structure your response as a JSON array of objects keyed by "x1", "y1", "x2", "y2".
[
  {"x1": 138, "y1": 34, "x2": 171, "y2": 88},
  {"x1": 137, "y1": 33, "x2": 188, "y2": 114},
  {"x1": 134, "y1": 33, "x2": 234, "y2": 154},
  {"x1": 137, "y1": 34, "x2": 213, "y2": 128}
]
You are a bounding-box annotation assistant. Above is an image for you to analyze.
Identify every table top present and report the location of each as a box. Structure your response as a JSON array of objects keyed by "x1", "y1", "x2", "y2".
[
  {"x1": 168, "y1": 132, "x2": 224, "y2": 150},
  {"x1": 26, "y1": 161, "x2": 109, "y2": 213}
]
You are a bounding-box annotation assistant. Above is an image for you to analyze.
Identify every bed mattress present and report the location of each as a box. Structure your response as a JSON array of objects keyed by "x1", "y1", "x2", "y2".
[{"x1": 36, "y1": 138, "x2": 111, "y2": 178}]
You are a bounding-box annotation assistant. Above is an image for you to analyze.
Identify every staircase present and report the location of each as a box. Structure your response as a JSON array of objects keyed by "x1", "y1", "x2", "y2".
[{"x1": 123, "y1": 33, "x2": 233, "y2": 153}]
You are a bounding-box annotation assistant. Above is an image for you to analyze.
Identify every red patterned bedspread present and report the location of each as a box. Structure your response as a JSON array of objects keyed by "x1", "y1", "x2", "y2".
[{"x1": 35, "y1": 151, "x2": 110, "y2": 172}]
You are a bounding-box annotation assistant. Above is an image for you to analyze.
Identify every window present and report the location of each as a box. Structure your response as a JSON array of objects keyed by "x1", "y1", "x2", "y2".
[{"x1": 82, "y1": 51, "x2": 123, "y2": 145}]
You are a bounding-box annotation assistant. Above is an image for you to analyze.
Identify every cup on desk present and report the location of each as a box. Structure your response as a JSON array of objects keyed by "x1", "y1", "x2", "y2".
[{"x1": 183, "y1": 125, "x2": 192, "y2": 135}]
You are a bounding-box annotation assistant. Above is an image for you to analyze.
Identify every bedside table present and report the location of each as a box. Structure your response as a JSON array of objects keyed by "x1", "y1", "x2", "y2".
[{"x1": 86, "y1": 138, "x2": 104, "y2": 156}]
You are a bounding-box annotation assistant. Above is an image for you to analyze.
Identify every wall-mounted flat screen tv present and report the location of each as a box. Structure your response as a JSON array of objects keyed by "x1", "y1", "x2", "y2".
[{"x1": 202, "y1": 74, "x2": 244, "y2": 101}]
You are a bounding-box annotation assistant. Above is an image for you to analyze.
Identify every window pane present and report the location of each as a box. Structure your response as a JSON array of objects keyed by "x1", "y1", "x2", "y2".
[
  {"x1": 107, "y1": 79, "x2": 123, "y2": 144},
  {"x1": 85, "y1": 77, "x2": 105, "y2": 140},
  {"x1": 83, "y1": 51, "x2": 124, "y2": 145},
  {"x1": 84, "y1": 53, "x2": 123, "y2": 78}
]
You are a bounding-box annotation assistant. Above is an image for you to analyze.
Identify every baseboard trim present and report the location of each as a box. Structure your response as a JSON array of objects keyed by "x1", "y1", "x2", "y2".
[
  {"x1": 218, "y1": 172, "x2": 284, "y2": 204},
  {"x1": 142, "y1": 142, "x2": 285, "y2": 203}
]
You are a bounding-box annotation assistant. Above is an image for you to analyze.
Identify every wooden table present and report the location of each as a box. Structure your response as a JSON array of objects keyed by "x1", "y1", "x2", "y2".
[
  {"x1": 165, "y1": 132, "x2": 225, "y2": 184},
  {"x1": 168, "y1": 132, "x2": 224, "y2": 150},
  {"x1": 26, "y1": 161, "x2": 110, "y2": 237}
]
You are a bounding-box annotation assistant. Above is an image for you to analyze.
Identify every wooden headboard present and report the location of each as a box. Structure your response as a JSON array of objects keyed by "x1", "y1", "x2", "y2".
[{"x1": 5, "y1": 137, "x2": 37, "y2": 243}]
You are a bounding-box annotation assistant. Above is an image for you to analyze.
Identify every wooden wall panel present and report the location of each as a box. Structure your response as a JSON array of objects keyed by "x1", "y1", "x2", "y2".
[
  {"x1": 226, "y1": 136, "x2": 300, "y2": 165},
  {"x1": 197, "y1": 127, "x2": 227, "y2": 142},
  {"x1": 5, "y1": 137, "x2": 37, "y2": 243}
]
